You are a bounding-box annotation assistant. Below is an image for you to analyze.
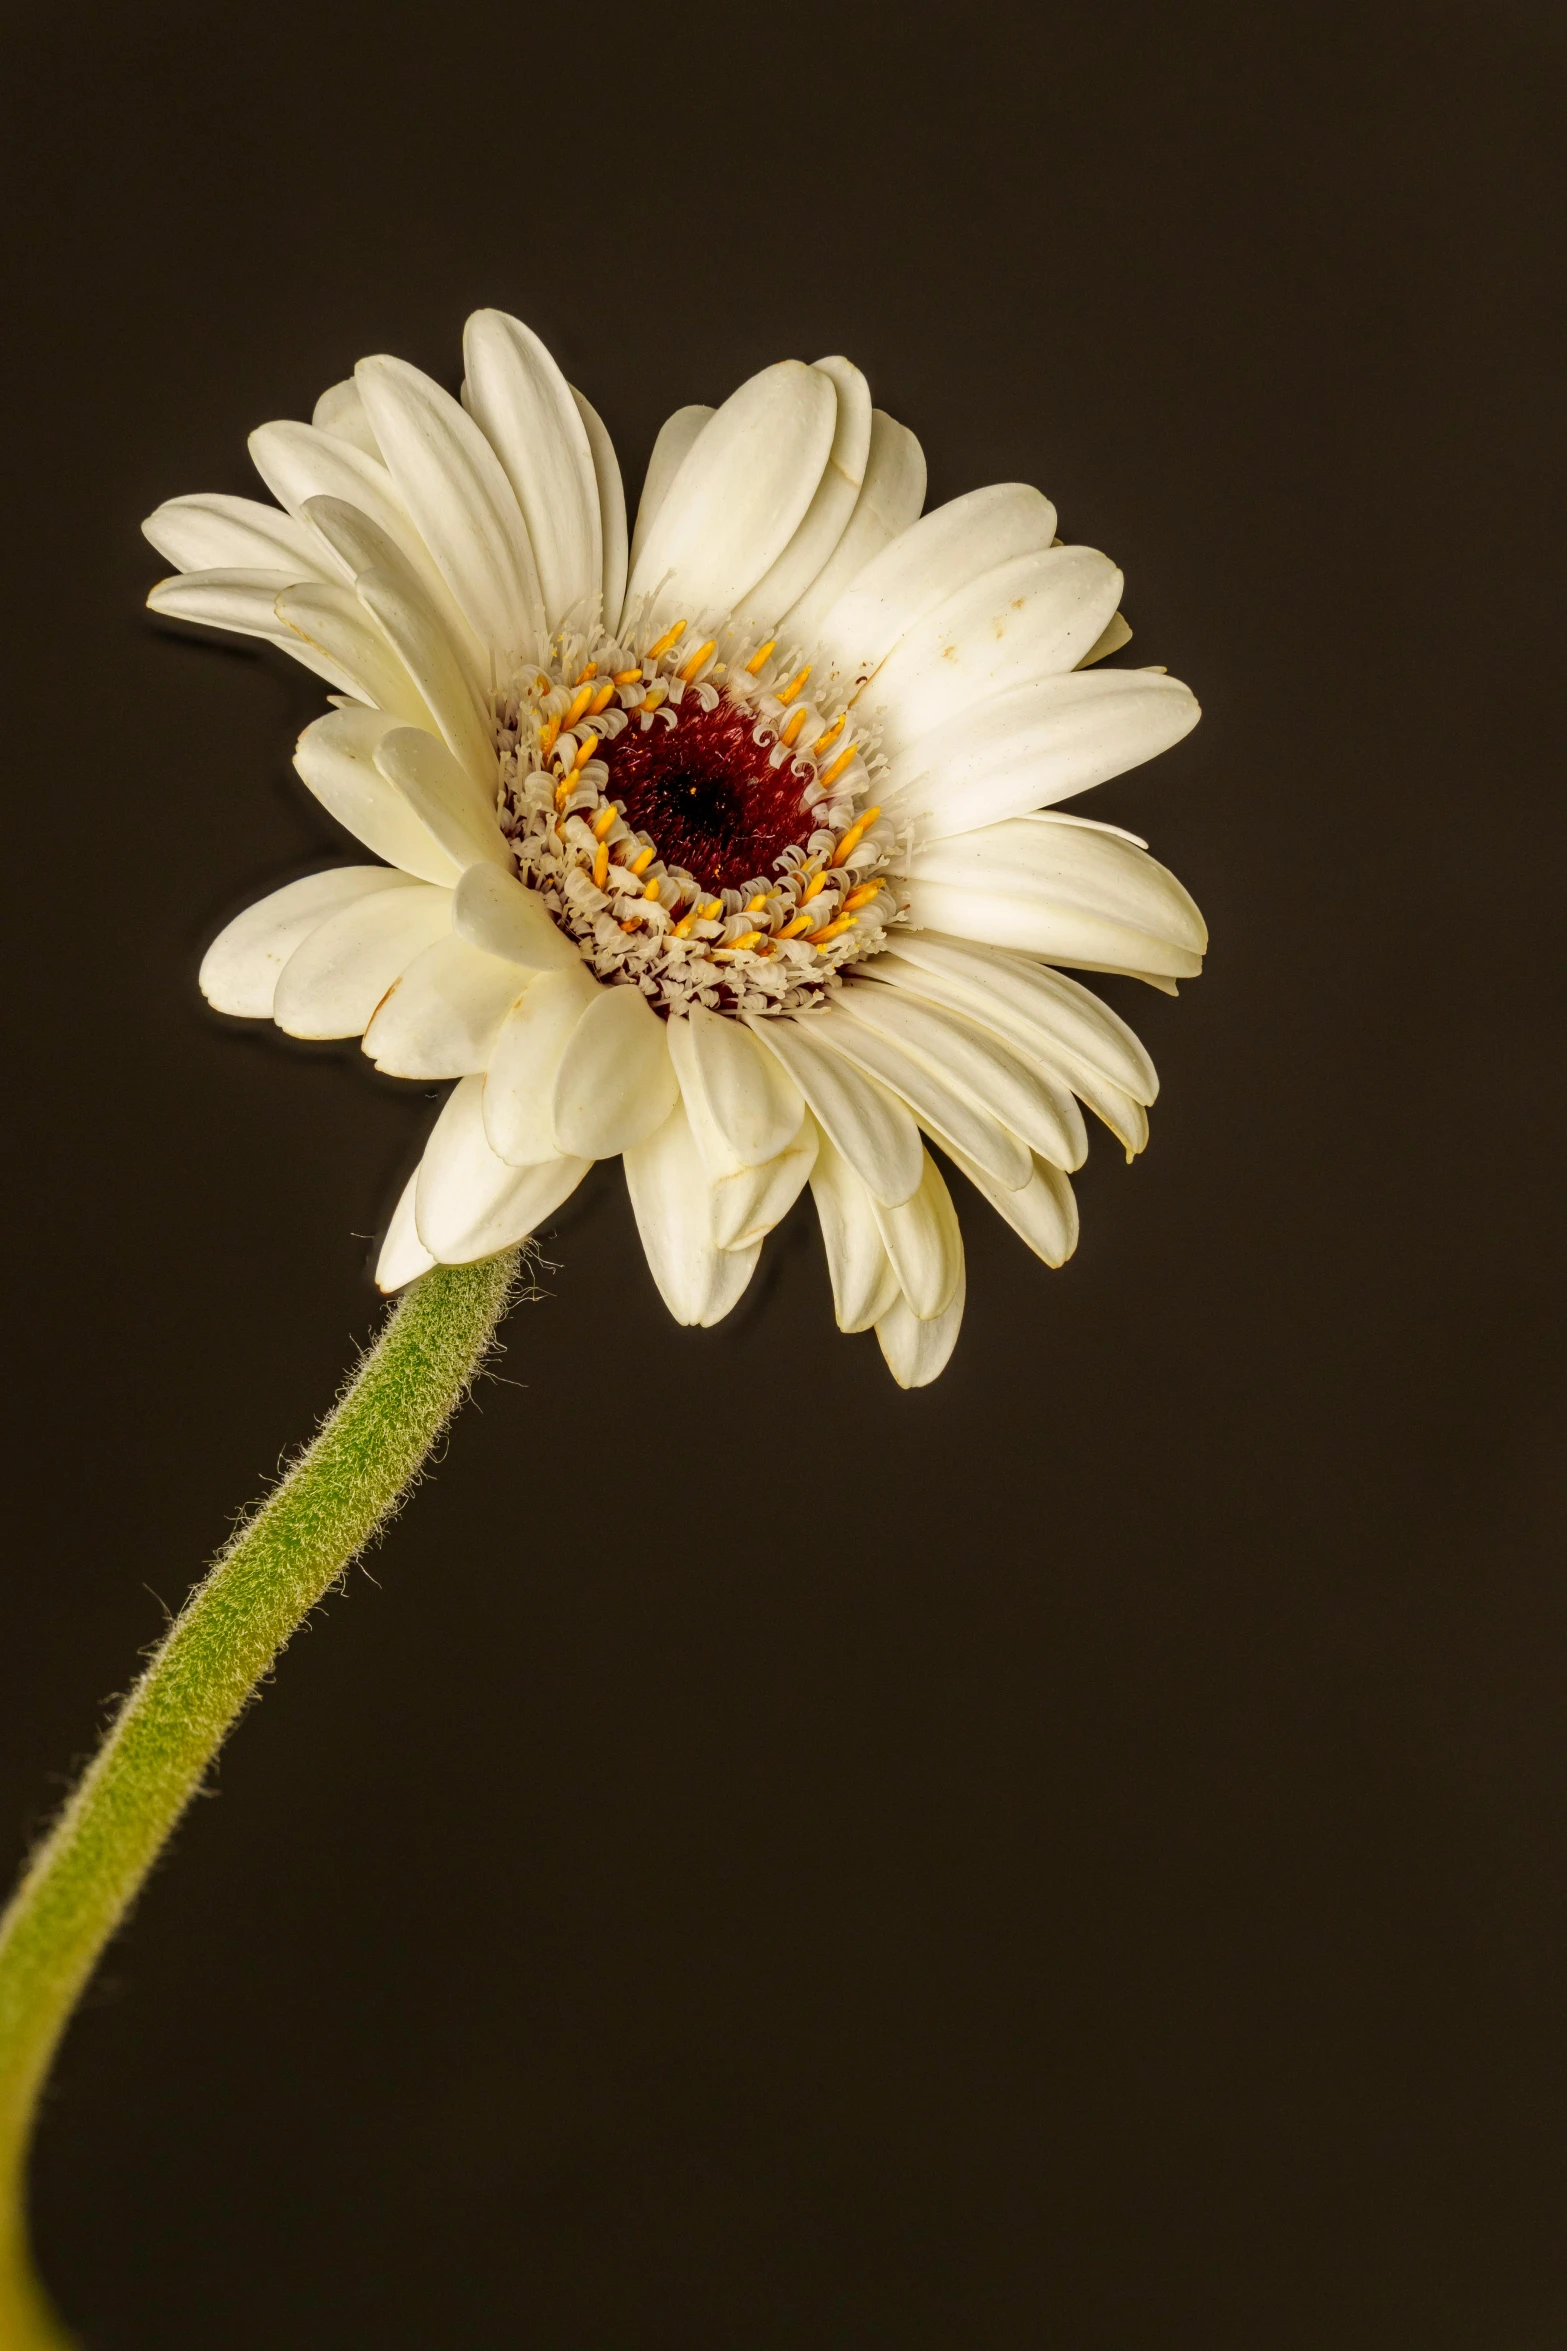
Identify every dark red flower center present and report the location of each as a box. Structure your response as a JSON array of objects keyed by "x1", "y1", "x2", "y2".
[{"x1": 598, "y1": 697, "x2": 816, "y2": 894}]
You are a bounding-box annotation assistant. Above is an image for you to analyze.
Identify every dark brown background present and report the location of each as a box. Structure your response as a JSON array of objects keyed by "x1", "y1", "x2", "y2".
[{"x1": 2, "y1": 1, "x2": 1563, "y2": 2343}]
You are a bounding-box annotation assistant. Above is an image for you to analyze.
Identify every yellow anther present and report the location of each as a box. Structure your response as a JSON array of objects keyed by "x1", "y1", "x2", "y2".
[
  {"x1": 564, "y1": 684, "x2": 595, "y2": 728},
  {"x1": 620, "y1": 917, "x2": 641, "y2": 934},
  {"x1": 645, "y1": 619, "x2": 687, "y2": 660},
  {"x1": 534, "y1": 673, "x2": 551, "y2": 694},
  {"x1": 613, "y1": 666, "x2": 644, "y2": 685},
  {"x1": 802, "y1": 868, "x2": 830, "y2": 902},
  {"x1": 553, "y1": 773, "x2": 575, "y2": 809},
  {"x1": 745, "y1": 891, "x2": 771, "y2": 913},
  {"x1": 592, "y1": 842, "x2": 609, "y2": 888},
  {"x1": 672, "y1": 908, "x2": 701, "y2": 939},
  {"x1": 593, "y1": 804, "x2": 618, "y2": 840},
  {"x1": 538, "y1": 715, "x2": 561, "y2": 758},
  {"x1": 677, "y1": 638, "x2": 717, "y2": 683},
  {"x1": 829, "y1": 805, "x2": 881, "y2": 867},
  {"x1": 744, "y1": 639, "x2": 777, "y2": 675},
  {"x1": 776, "y1": 913, "x2": 814, "y2": 941},
  {"x1": 812, "y1": 711, "x2": 847, "y2": 755},
  {"x1": 643, "y1": 876, "x2": 662, "y2": 901},
  {"x1": 779, "y1": 707, "x2": 808, "y2": 748},
  {"x1": 574, "y1": 661, "x2": 599, "y2": 685},
  {"x1": 630, "y1": 844, "x2": 657, "y2": 875},
  {"x1": 818, "y1": 744, "x2": 859, "y2": 793},
  {"x1": 720, "y1": 929, "x2": 764, "y2": 954},
  {"x1": 640, "y1": 686, "x2": 666, "y2": 715},
  {"x1": 811, "y1": 915, "x2": 858, "y2": 948},
  {"x1": 776, "y1": 663, "x2": 812, "y2": 705},
  {"x1": 573, "y1": 731, "x2": 600, "y2": 768},
  {"x1": 842, "y1": 878, "x2": 885, "y2": 912},
  {"x1": 590, "y1": 680, "x2": 617, "y2": 715}
]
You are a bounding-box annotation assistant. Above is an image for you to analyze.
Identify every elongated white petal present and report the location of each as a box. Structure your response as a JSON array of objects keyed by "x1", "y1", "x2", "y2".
[
  {"x1": 854, "y1": 546, "x2": 1123, "y2": 760},
  {"x1": 356, "y1": 354, "x2": 543, "y2": 659},
  {"x1": 148, "y1": 569, "x2": 360, "y2": 695},
  {"x1": 373, "y1": 727, "x2": 511, "y2": 874},
  {"x1": 746, "y1": 1016, "x2": 923, "y2": 1205},
  {"x1": 812, "y1": 483, "x2": 1058, "y2": 694},
  {"x1": 880, "y1": 668, "x2": 1201, "y2": 839},
  {"x1": 415, "y1": 1076, "x2": 589, "y2": 1262},
  {"x1": 353, "y1": 566, "x2": 497, "y2": 788},
  {"x1": 699, "y1": 1238, "x2": 762, "y2": 1327},
  {"x1": 624, "y1": 361, "x2": 836, "y2": 627},
  {"x1": 302, "y1": 495, "x2": 489, "y2": 722},
  {"x1": 810, "y1": 1003, "x2": 1031, "y2": 1189},
  {"x1": 452, "y1": 861, "x2": 584, "y2": 971},
  {"x1": 871, "y1": 1148, "x2": 963, "y2": 1320},
  {"x1": 732, "y1": 357, "x2": 872, "y2": 628},
  {"x1": 312, "y1": 378, "x2": 382, "y2": 460},
  {"x1": 907, "y1": 818, "x2": 1207, "y2": 956},
  {"x1": 142, "y1": 494, "x2": 337, "y2": 582},
  {"x1": 1078, "y1": 611, "x2": 1132, "y2": 667},
  {"x1": 668, "y1": 1002, "x2": 804, "y2": 1170},
  {"x1": 551, "y1": 981, "x2": 677, "y2": 1158},
  {"x1": 945, "y1": 1144, "x2": 1079, "y2": 1267},
  {"x1": 628, "y1": 404, "x2": 713, "y2": 574},
  {"x1": 292, "y1": 706, "x2": 459, "y2": 884},
  {"x1": 868, "y1": 939, "x2": 1158, "y2": 1101},
  {"x1": 782, "y1": 408, "x2": 926, "y2": 648},
  {"x1": 808, "y1": 1125, "x2": 903, "y2": 1333},
  {"x1": 712, "y1": 1121, "x2": 819, "y2": 1251},
  {"x1": 273, "y1": 582, "x2": 435, "y2": 726},
  {"x1": 904, "y1": 883, "x2": 1204, "y2": 978},
  {"x1": 272, "y1": 882, "x2": 453, "y2": 1039},
  {"x1": 571, "y1": 386, "x2": 628, "y2": 630},
  {"x1": 622, "y1": 1094, "x2": 731, "y2": 1327},
  {"x1": 199, "y1": 867, "x2": 418, "y2": 1018},
  {"x1": 481, "y1": 962, "x2": 599, "y2": 1164},
  {"x1": 463, "y1": 310, "x2": 600, "y2": 632},
  {"x1": 362, "y1": 933, "x2": 528, "y2": 1078},
  {"x1": 837, "y1": 985, "x2": 1086, "y2": 1170},
  {"x1": 375, "y1": 1168, "x2": 435, "y2": 1293},
  {"x1": 876, "y1": 1264, "x2": 966, "y2": 1389}
]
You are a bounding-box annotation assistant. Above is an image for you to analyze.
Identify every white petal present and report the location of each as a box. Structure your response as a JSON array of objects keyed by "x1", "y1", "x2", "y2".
[
  {"x1": 272, "y1": 882, "x2": 453, "y2": 1039},
  {"x1": 1078, "y1": 611, "x2": 1132, "y2": 667},
  {"x1": 906, "y1": 817, "x2": 1207, "y2": 955},
  {"x1": 667, "y1": 1002, "x2": 804, "y2": 1170},
  {"x1": 809, "y1": 1002, "x2": 1031, "y2": 1189},
  {"x1": 699, "y1": 1237, "x2": 762, "y2": 1328},
  {"x1": 273, "y1": 582, "x2": 435, "y2": 726},
  {"x1": 148, "y1": 568, "x2": 360, "y2": 695},
  {"x1": 481, "y1": 963, "x2": 599, "y2": 1164},
  {"x1": 463, "y1": 310, "x2": 600, "y2": 632},
  {"x1": 302, "y1": 494, "x2": 489, "y2": 716},
  {"x1": 711, "y1": 1121, "x2": 819, "y2": 1251},
  {"x1": 875, "y1": 1264, "x2": 966, "y2": 1389},
  {"x1": 571, "y1": 387, "x2": 629, "y2": 630},
  {"x1": 624, "y1": 361, "x2": 837, "y2": 628},
  {"x1": 415, "y1": 1076, "x2": 589, "y2": 1263},
  {"x1": 807, "y1": 1124, "x2": 903, "y2": 1333},
  {"x1": 731, "y1": 357, "x2": 873, "y2": 629},
  {"x1": 745, "y1": 1016, "x2": 923, "y2": 1205},
  {"x1": 949, "y1": 1144, "x2": 1079, "y2": 1268},
  {"x1": 871, "y1": 1148, "x2": 963, "y2": 1320},
  {"x1": 353, "y1": 566, "x2": 497, "y2": 788},
  {"x1": 782, "y1": 408, "x2": 927, "y2": 649},
  {"x1": 142, "y1": 494, "x2": 337, "y2": 581},
  {"x1": 622, "y1": 1094, "x2": 729, "y2": 1327},
  {"x1": 373, "y1": 727, "x2": 512, "y2": 874},
  {"x1": 627, "y1": 404, "x2": 713, "y2": 575},
  {"x1": 551, "y1": 981, "x2": 678, "y2": 1158},
  {"x1": 293, "y1": 706, "x2": 460, "y2": 884},
  {"x1": 362, "y1": 933, "x2": 529, "y2": 1078},
  {"x1": 837, "y1": 984, "x2": 1086, "y2": 1170},
  {"x1": 452, "y1": 861, "x2": 585, "y2": 972},
  {"x1": 903, "y1": 883, "x2": 1204, "y2": 979},
  {"x1": 867, "y1": 939, "x2": 1158, "y2": 1101},
  {"x1": 355, "y1": 354, "x2": 543, "y2": 658},
  {"x1": 199, "y1": 867, "x2": 418, "y2": 1019},
  {"x1": 811, "y1": 483, "x2": 1058, "y2": 695},
  {"x1": 312, "y1": 378, "x2": 382, "y2": 460},
  {"x1": 879, "y1": 668, "x2": 1201, "y2": 840},
  {"x1": 375, "y1": 1168, "x2": 435, "y2": 1293},
  {"x1": 853, "y1": 546, "x2": 1124, "y2": 760}
]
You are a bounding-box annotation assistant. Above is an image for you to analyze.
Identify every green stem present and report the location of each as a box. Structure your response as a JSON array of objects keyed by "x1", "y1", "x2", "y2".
[{"x1": 0, "y1": 1251, "x2": 522, "y2": 2347}]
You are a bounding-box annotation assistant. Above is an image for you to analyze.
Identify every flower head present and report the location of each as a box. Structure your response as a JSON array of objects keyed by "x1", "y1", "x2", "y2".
[{"x1": 147, "y1": 311, "x2": 1204, "y2": 1386}]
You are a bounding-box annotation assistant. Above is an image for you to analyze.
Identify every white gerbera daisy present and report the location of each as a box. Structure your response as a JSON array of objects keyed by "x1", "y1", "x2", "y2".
[{"x1": 146, "y1": 310, "x2": 1204, "y2": 1386}]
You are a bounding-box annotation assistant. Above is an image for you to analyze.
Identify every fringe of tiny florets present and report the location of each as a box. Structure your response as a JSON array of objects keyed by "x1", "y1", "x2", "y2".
[{"x1": 491, "y1": 605, "x2": 905, "y2": 1019}]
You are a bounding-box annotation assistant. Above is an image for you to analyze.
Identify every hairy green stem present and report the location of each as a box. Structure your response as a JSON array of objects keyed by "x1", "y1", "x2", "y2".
[{"x1": 0, "y1": 1251, "x2": 521, "y2": 2347}]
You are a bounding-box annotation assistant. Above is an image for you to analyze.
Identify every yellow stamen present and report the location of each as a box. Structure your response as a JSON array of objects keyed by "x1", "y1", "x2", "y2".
[
  {"x1": 593, "y1": 842, "x2": 609, "y2": 888},
  {"x1": 613, "y1": 667, "x2": 643, "y2": 685},
  {"x1": 811, "y1": 915, "x2": 858, "y2": 948},
  {"x1": 643, "y1": 876, "x2": 662, "y2": 901},
  {"x1": 812, "y1": 711, "x2": 847, "y2": 755},
  {"x1": 620, "y1": 917, "x2": 641, "y2": 934},
  {"x1": 554, "y1": 774, "x2": 575, "y2": 809},
  {"x1": 802, "y1": 869, "x2": 830, "y2": 903},
  {"x1": 538, "y1": 715, "x2": 561, "y2": 759},
  {"x1": 589, "y1": 680, "x2": 616, "y2": 715},
  {"x1": 630, "y1": 844, "x2": 657, "y2": 875},
  {"x1": 776, "y1": 663, "x2": 811, "y2": 705},
  {"x1": 564, "y1": 684, "x2": 595, "y2": 728},
  {"x1": 776, "y1": 913, "x2": 814, "y2": 941},
  {"x1": 744, "y1": 639, "x2": 777, "y2": 675},
  {"x1": 593, "y1": 805, "x2": 618, "y2": 840},
  {"x1": 534, "y1": 673, "x2": 551, "y2": 694},
  {"x1": 719, "y1": 929, "x2": 764, "y2": 954},
  {"x1": 573, "y1": 661, "x2": 599, "y2": 685},
  {"x1": 842, "y1": 878, "x2": 885, "y2": 912},
  {"x1": 745, "y1": 891, "x2": 771, "y2": 913},
  {"x1": 829, "y1": 805, "x2": 881, "y2": 867},
  {"x1": 779, "y1": 707, "x2": 808, "y2": 748},
  {"x1": 645, "y1": 619, "x2": 687, "y2": 660},
  {"x1": 573, "y1": 731, "x2": 600, "y2": 768},
  {"x1": 677, "y1": 638, "x2": 716, "y2": 683},
  {"x1": 641, "y1": 686, "x2": 666, "y2": 715},
  {"x1": 818, "y1": 744, "x2": 859, "y2": 793}
]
